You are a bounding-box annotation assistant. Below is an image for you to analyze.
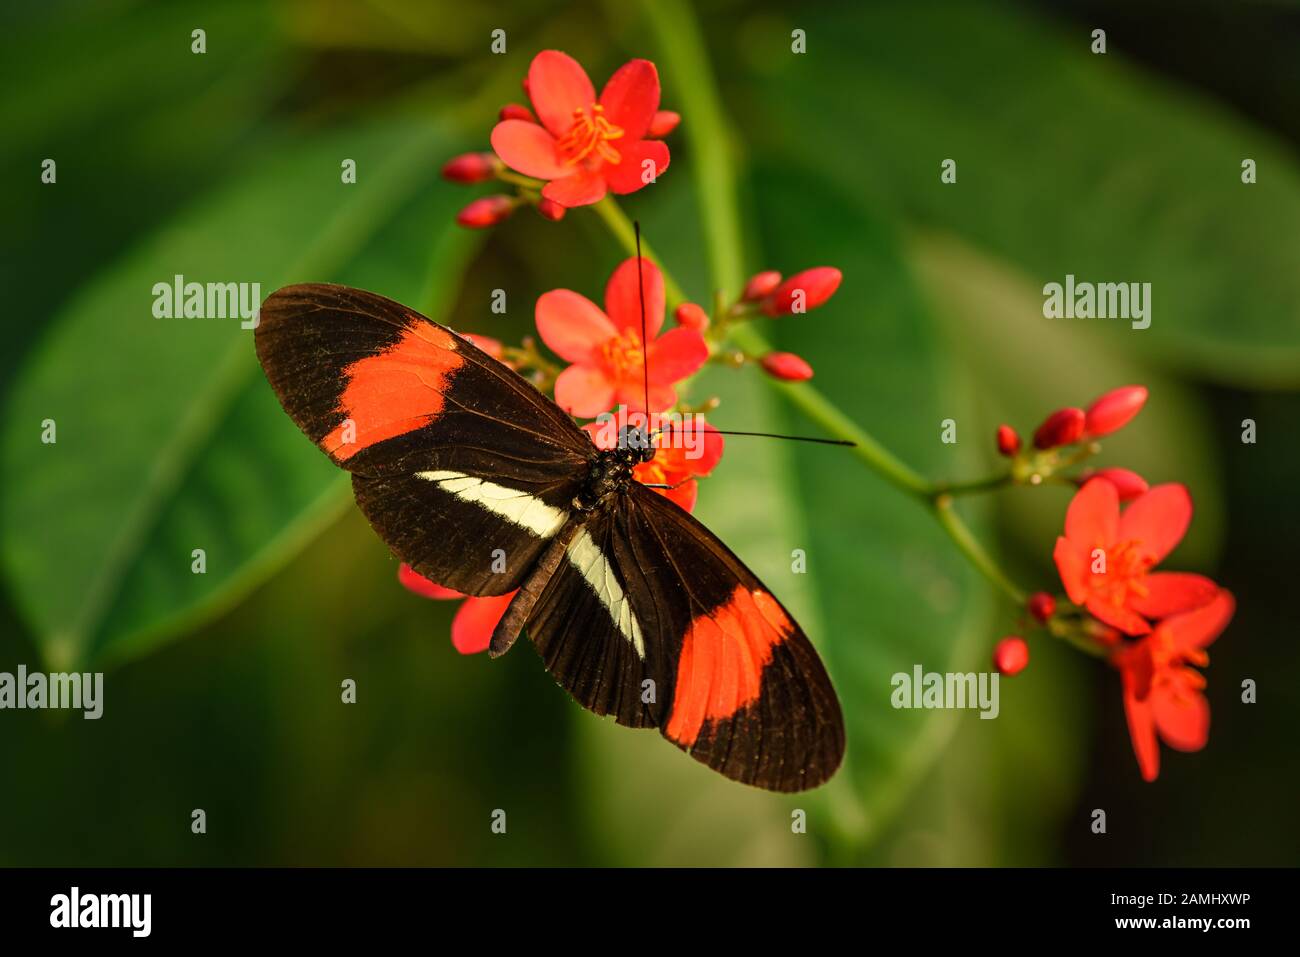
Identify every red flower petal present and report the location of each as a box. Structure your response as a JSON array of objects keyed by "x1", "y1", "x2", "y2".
[
  {"x1": 1086, "y1": 596, "x2": 1151, "y2": 636},
  {"x1": 1161, "y1": 590, "x2": 1234, "y2": 652},
  {"x1": 1128, "y1": 572, "x2": 1219, "y2": 619},
  {"x1": 398, "y1": 563, "x2": 463, "y2": 600},
  {"x1": 1088, "y1": 466, "x2": 1148, "y2": 502},
  {"x1": 489, "y1": 119, "x2": 569, "y2": 180},
  {"x1": 624, "y1": 381, "x2": 677, "y2": 413},
  {"x1": 541, "y1": 169, "x2": 608, "y2": 207},
  {"x1": 1152, "y1": 686, "x2": 1210, "y2": 753},
  {"x1": 527, "y1": 50, "x2": 595, "y2": 137},
  {"x1": 598, "y1": 59, "x2": 660, "y2": 142},
  {"x1": 554, "y1": 363, "x2": 617, "y2": 418},
  {"x1": 1122, "y1": 682, "x2": 1161, "y2": 781},
  {"x1": 603, "y1": 139, "x2": 670, "y2": 195},
  {"x1": 647, "y1": 327, "x2": 708, "y2": 384},
  {"x1": 1065, "y1": 476, "x2": 1119, "y2": 548},
  {"x1": 604, "y1": 257, "x2": 665, "y2": 338},
  {"x1": 1118, "y1": 483, "x2": 1192, "y2": 565},
  {"x1": 1053, "y1": 537, "x2": 1091, "y2": 604},
  {"x1": 535, "y1": 289, "x2": 617, "y2": 364},
  {"x1": 451, "y1": 593, "x2": 515, "y2": 655}
]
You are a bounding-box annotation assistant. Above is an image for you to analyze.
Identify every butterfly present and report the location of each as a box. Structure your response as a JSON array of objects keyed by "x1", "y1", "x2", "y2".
[{"x1": 255, "y1": 281, "x2": 845, "y2": 791}]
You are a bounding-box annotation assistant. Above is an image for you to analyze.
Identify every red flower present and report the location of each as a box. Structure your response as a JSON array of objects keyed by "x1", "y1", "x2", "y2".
[
  {"x1": 490, "y1": 50, "x2": 671, "y2": 208},
  {"x1": 1112, "y1": 590, "x2": 1234, "y2": 781},
  {"x1": 398, "y1": 564, "x2": 512, "y2": 655},
  {"x1": 1053, "y1": 478, "x2": 1218, "y2": 635},
  {"x1": 583, "y1": 414, "x2": 724, "y2": 512},
  {"x1": 536, "y1": 256, "x2": 707, "y2": 416}
]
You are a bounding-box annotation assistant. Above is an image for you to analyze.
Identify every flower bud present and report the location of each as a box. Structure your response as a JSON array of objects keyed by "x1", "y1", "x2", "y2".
[
  {"x1": 742, "y1": 270, "x2": 782, "y2": 302},
  {"x1": 1032, "y1": 407, "x2": 1086, "y2": 449},
  {"x1": 536, "y1": 197, "x2": 566, "y2": 221},
  {"x1": 456, "y1": 195, "x2": 515, "y2": 228},
  {"x1": 1027, "y1": 592, "x2": 1056, "y2": 623},
  {"x1": 499, "y1": 102, "x2": 537, "y2": 123},
  {"x1": 993, "y1": 636, "x2": 1030, "y2": 676},
  {"x1": 762, "y1": 267, "x2": 842, "y2": 316},
  {"x1": 1083, "y1": 466, "x2": 1148, "y2": 502},
  {"x1": 1085, "y1": 385, "x2": 1148, "y2": 437},
  {"x1": 441, "y1": 152, "x2": 497, "y2": 184},
  {"x1": 760, "y1": 352, "x2": 814, "y2": 382},
  {"x1": 674, "y1": 302, "x2": 710, "y2": 332},
  {"x1": 648, "y1": 110, "x2": 680, "y2": 137},
  {"x1": 996, "y1": 424, "x2": 1021, "y2": 457}
]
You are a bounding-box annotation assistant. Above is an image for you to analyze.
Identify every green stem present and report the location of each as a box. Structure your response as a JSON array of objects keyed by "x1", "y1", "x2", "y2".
[
  {"x1": 590, "y1": 197, "x2": 687, "y2": 306},
  {"x1": 932, "y1": 496, "x2": 1027, "y2": 605}
]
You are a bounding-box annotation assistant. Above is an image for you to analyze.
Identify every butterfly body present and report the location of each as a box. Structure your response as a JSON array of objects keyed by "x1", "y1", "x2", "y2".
[{"x1": 255, "y1": 282, "x2": 845, "y2": 791}]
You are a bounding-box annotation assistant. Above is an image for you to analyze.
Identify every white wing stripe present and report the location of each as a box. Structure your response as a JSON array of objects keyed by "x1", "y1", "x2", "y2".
[
  {"x1": 567, "y1": 528, "x2": 645, "y2": 659},
  {"x1": 415, "y1": 470, "x2": 568, "y2": 538}
]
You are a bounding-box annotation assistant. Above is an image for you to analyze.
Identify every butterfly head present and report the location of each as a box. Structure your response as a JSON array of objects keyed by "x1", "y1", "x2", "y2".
[{"x1": 616, "y1": 424, "x2": 656, "y2": 465}]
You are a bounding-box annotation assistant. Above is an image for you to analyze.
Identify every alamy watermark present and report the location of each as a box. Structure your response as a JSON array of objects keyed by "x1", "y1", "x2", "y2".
[
  {"x1": 152, "y1": 274, "x2": 260, "y2": 329},
  {"x1": 1043, "y1": 274, "x2": 1151, "y2": 330},
  {"x1": 0, "y1": 666, "x2": 103, "y2": 719},
  {"x1": 891, "y1": 665, "x2": 999, "y2": 719}
]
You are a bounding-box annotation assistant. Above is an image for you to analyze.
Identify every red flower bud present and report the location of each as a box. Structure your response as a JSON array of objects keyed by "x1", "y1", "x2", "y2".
[
  {"x1": 441, "y1": 152, "x2": 497, "y2": 184},
  {"x1": 456, "y1": 195, "x2": 515, "y2": 228},
  {"x1": 760, "y1": 352, "x2": 814, "y2": 382},
  {"x1": 499, "y1": 102, "x2": 537, "y2": 123},
  {"x1": 1032, "y1": 407, "x2": 1086, "y2": 449},
  {"x1": 1027, "y1": 592, "x2": 1056, "y2": 623},
  {"x1": 996, "y1": 424, "x2": 1021, "y2": 457},
  {"x1": 536, "y1": 197, "x2": 566, "y2": 221},
  {"x1": 762, "y1": 267, "x2": 842, "y2": 316},
  {"x1": 1085, "y1": 385, "x2": 1148, "y2": 437},
  {"x1": 648, "y1": 110, "x2": 680, "y2": 137},
  {"x1": 1082, "y1": 466, "x2": 1148, "y2": 502},
  {"x1": 674, "y1": 302, "x2": 710, "y2": 331},
  {"x1": 742, "y1": 270, "x2": 782, "y2": 302},
  {"x1": 993, "y1": 636, "x2": 1030, "y2": 676}
]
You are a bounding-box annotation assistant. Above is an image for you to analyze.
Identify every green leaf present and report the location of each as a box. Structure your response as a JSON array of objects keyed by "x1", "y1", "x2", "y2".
[
  {"x1": 741, "y1": 0, "x2": 1300, "y2": 387},
  {"x1": 1, "y1": 118, "x2": 477, "y2": 669}
]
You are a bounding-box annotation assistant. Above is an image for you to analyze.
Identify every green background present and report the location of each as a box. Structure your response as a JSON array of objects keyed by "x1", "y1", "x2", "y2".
[{"x1": 1, "y1": 0, "x2": 1296, "y2": 866}]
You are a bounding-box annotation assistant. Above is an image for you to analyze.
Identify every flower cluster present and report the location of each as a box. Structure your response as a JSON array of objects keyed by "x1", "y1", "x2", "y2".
[
  {"x1": 989, "y1": 385, "x2": 1234, "y2": 781},
  {"x1": 411, "y1": 50, "x2": 843, "y2": 656},
  {"x1": 418, "y1": 49, "x2": 1234, "y2": 784}
]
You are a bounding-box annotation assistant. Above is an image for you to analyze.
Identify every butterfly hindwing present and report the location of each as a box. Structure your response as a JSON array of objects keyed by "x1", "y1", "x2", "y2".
[
  {"x1": 257, "y1": 283, "x2": 593, "y2": 595},
  {"x1": 522, "y1": 485, "x2": 845, "y2": 791}
]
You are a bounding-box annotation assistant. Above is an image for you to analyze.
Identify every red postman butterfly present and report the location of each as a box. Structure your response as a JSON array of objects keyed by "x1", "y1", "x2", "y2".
[{"x1": 255, "y1": 281, "x2": 845, "y2": 791}]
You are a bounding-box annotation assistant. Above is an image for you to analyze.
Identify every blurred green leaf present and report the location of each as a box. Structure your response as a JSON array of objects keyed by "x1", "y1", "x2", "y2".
[
  {"x1": 1, "y1": 118, "x2": 476, "y2": 669},
  {"x1": 740, "y1": 0, "x2": 1300, "y2": 387}
]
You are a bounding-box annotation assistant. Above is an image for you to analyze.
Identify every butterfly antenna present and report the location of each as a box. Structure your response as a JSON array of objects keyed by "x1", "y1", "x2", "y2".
[
  {"x1": 633, "y1": 223, "x2": 853, "y2": 452},
  {"x1": 634, "y1": 222, "x2": 651, "y2": 439}
]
